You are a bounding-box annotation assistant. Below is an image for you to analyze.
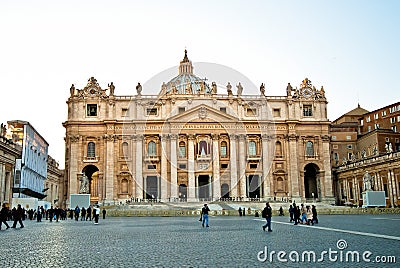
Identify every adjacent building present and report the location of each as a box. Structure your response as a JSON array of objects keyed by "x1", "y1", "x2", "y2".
[
  {"x1": 0, "y1": 124, "x2": 21, "y2": 206},
  {"x1": 332, "y1": 103, "x2": 400, "y2": 207},
  {"x1": 63, "y1": 51, "x2": 335, "y2": 206}
]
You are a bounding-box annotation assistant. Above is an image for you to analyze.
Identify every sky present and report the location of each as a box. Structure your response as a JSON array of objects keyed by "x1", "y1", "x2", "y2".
[{"x1": 0, "y1": 0, "x2": 399, "y2": 168}]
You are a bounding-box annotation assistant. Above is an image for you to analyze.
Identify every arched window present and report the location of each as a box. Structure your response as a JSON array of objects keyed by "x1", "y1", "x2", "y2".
[
  {"x1": 148, "y1": 141, "x2": 156, "y2": 156},
  {"x1": 248, "y1": 141, "x2": 257, "y2": 156},
  {"x1": 275, "y1": 141, "x2": 282, "y2": 156},
  {"x1": 122, "y1": 142, "x2": 129, "y2": 156},
  {"x1": 199, "y1": 140, "x2": 208, "y2": 155},
  {"x1": 220, "y1": 141, "x2": 227, "y2": 157},
  {"x1": 121, "y1": 179, "x2": 128, "y2": 194},
  {"x1": 179, "y1": 141, "x2": 186, "y2": 158},
  {"x1": 306, "y1": 141, "x2": 314, "y2": 156},
  {"x1": 87, "y1": 142, "x2": 95, "y2": 157}
]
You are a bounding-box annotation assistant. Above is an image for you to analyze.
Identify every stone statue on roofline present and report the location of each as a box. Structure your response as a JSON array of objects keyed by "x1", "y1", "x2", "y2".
[
  {"x1": 108, "y1": 82, "x2": 115, "y2": 96},
  {"x1": 226, "y1": 82, "x2": 233, "y2": 96},
  {"x1": 236, "y1": 82, "x2": 243, "y2": 96},
  {"x1": 211, "y1": 82, "x2": 217, "y2": 94},
  {"x1": 136, "y1": 82, "x2": 142, "y2": 95},
  {"x1": 260, "y1": 83, "x2": 265, "y2": 96}
]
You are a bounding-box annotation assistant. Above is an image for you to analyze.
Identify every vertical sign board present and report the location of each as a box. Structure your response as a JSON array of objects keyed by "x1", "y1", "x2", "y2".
[{"x1": 21, "y1": 124, "x2": 49, "y2": 195}]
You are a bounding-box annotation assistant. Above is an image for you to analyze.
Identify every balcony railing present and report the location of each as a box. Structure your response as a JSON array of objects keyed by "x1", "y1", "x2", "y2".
[
  {"x1": 197, "y1": 154, "x2": 211, "y2": 161},
  {"x1": 247, "y1": 154, "x2": 261, "y2": 161},
  {"x1": 83, "y1": 156, "x2": 99, "y2": 163},
  {"x1": 144, "y1": 155, "x2": 160, "y2": 162}
]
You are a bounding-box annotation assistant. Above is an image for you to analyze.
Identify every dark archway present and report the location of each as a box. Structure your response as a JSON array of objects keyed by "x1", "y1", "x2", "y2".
[
  {"x1": 146, "y1": 176, "x2": 158, "y2": 199},
  {"x1": 221, "y1": 183, "x2": 229, "y2": 198},
  {"x1": 179, "y1": 184, "x2": 187, "y2": 200},
  {"x1": 304, "y1": 164, "x2": 319, "y2": 199},
  {"x1": 248, "y1": 175, "x2": 260, "y2": 198},
  {"x1": 198, "y1": 175, "x2": 210, "y2": 199},
  {"x1": 82, "y1": 165, "x2": 99, "y2": 195}
]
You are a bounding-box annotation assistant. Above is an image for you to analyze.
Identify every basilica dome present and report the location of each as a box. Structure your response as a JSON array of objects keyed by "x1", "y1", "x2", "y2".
[{"x1": 161, "y1": 50, "x2": 212, "y2": 95}]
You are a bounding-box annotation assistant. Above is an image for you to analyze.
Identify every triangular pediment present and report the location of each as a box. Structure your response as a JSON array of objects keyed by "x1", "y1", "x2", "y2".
[{"x1": 167, "y1": 104, "x2": 239, "y2": 123}]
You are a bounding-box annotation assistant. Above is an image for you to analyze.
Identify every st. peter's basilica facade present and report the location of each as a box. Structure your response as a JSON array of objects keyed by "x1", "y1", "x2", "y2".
[{"x1": 63, "y1": 51, "x2": 334, "y2": 206}]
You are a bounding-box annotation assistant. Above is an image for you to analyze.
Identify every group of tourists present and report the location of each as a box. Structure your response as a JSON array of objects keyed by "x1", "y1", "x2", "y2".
[
  {"x1": 0, "y1": 202, "x2": 107, "y2": 230},
  {"x1": 73, "y1": 205, "x2": 104, "y2": 224},
  {"x1": 288, "y1": 202, "x2": 318, "y2": 225}
]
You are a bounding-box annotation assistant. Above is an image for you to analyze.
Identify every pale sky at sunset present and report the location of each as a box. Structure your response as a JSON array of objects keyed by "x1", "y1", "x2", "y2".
[{"x1": 0, "y1": 0, "x2": 399, "y2": 168}]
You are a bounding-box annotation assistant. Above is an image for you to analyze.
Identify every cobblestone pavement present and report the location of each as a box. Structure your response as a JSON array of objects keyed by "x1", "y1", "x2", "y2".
[{"x1": 0, "y1": 214, "x2": 399, "y2": 268}]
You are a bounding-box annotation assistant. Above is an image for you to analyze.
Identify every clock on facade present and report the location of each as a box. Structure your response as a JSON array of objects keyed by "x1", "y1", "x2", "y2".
[{"x1": 302, "y1": 87, "x2": 312, "y2": 98}]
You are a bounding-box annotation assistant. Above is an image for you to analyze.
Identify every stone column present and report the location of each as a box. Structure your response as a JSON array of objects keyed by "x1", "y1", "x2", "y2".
[
  {"x1": 0, "y1": 164, "x2": 4, "y2": 204},
  {"x1": 212, "y1": 133, "x2": 221, "y2": 201},
  {"x1": 135, "y1": 135, "x2": 143, "y2": 199},
  {"x1": 387, "y1": 169, "x2": 394, "y2": 207},
  {"x1": 373, "y1": 172, "x2": 379, "y2": 191},
  {"x1": 261, "y1": 135, "x2": 270, "y2": 199},
  {"x1": 170, "y1": 134, "x2": 178, "y2": 200},
  {"x1": 229, "y1": 134, "x2": 238, "y2": 198},
  {"x1": 187, "y1": 134, "x2": 196, "y2": 201},
  {"x1": 105, "y1": 134, "x2": 115, "y2": 201},
  {"x1": 209, "y1": 175, "x2": 212, "y2": 200},
  {"x1": 160, "y1": 135, "x2": 169, "y2": 201},
  {"x1": 390, "y1": 169, "x2": 397, "y2": 207},
  {"x1": 131, "y1": 135, "x2": 137, "y2": 199},
  {"x1": 321, "y1": 135, "x2": 334, "y2": 200},
  {"x1": 238, "y1": 134, "x2": 247, "y2": 198},
  {"x1": 68, "y1": 135, "x2": 80, "y2": 197},
  {"x1": 288, "y1": 133, "x2": 300, "y2": 198}
]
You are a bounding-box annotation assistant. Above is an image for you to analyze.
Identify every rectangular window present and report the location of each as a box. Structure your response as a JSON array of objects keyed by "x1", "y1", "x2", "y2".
[
  {"x1": 273, "y1": 108, "x2": 281, "y2": 117},
  {"x1": 392, "y1": 126, "x2": 397, "y2": 132},
  {"x1": 374, "y1": 123, "x2": 380, "y2": 129},
  {"x1": 179, "y1": 146, "x2": 186, "y2": 158},
  {"x1": 122, "y1": 108, "x2": 128, "y2": 117},
  {"x1": 332, "y1": 145, "x2": 338, "y2": 149},
  {"x1": 220, "y1": 107, "x2": 227, "y2": 113},
  {"x1": 146, "y1": 108, "x2": 158, "y2": 116},
  {"x1": 250, "y1": 164, "x2": 258, "y2": 169},
  {"x1": 382, "y1": 110, "x2": 387, "y2": 116},
  {"x1": 331, "y1": 136, "x2": 336, "y2": 140},
  {"x1": 178, "y1": 164, "x2": 186, "y2": 169},
  {"x1": 220, "y1": 146, "x2": 227, "y2": 157},
  {"x1": 147, "y1": 164, "x2": 156, "y2": 170},
  {"x1": 87, "y1": 104, "x2": 97, "y2": 116},
  {"x1": 303, "y1": 105, "x2": 312, "y2": 117},
  {"x1": 368, "y1": 126, "x2": 372, "y2": 132},
  {"x1": 366, "y1": 116, "x2": 371, "y2": 122},
  {"x1": 246, "y1": 108, "x2": 256, "y2": 116},
  {"x1": 221, "y1": 163, "x2": 228, "y2": 169},
  {"x1": 347, "y1": 144, "x2": 352, "y2": 149},
  {"x1": 346, "y1": 136, "x2": 351, "y2": 140},
  {"x1": 390, "y1": 117, "x2": 396, "y2": 123},
  {"x1": 374, "y1": 113, "x2": 379, "y2": 119},
  {"x1": 398, "y1": 116, "x2": 400, "y2": 122},
  {"x1": 360, "y1": 119, "x2": 363, "y2": 126},
  {"x1": 178, "y1": 107, "x2": 186, "y2": 114}
]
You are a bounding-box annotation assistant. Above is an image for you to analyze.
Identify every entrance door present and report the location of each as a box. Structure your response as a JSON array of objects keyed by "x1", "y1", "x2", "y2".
[
  {"x1": 221, "y1": 183, "x2": 230, "y2": 198},
  {"x1": 248, "y1": 175, "x2": 260, "y2": 198},
  {"x1": 179, "y1": 184, "x2": 187, "y2": 200},
  {"x1": 198, "y1": 175, "x2": 210, "y2": 199},
  {"x1": 146, "y1": 176, "x2": 158, "y2": 199},
  {"x1": 304, "y1": 164, "x2": 318, "y2": 199}
]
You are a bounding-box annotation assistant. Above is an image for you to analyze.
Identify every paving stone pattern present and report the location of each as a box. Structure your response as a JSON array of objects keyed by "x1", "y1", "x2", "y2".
[{"x1": 0, "y1": 215, "x2": 399, "y2": 267}]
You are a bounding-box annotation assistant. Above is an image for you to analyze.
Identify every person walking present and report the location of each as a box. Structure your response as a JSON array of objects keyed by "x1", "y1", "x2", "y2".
[
  {"x1": 86, "y1": 206, "x2": 92, "y2": 221},
  {"x1": 288, "y1": 205, "x2": 294, "y2": 222},
  {"x1": 0, "y1": 203, "x2": 10, "y2": 230},
  {"x1": 11, "y1": 204, "x2": 24, "y2": 228},
  {"x1": 312, "y1": 205, "x2": 318, "y2": 224},
  {"x1": 74, "y1": 206, "x2": 80, "y2": 221},
  {"x1": 238, "y1": 207, "x2": 242, "y2": 216},
  {"x1": 102, "y1": 208, "x2": 106, "y2": 219},
  {"x1": 262, "y1": 202, "x2": 272, "y2": 232},
  {"x1": 200, "y1": 204, "x2": 210, "y2": 227},
  {"x1": 93, "y1": 205, "x2": 100, "y2": 225},
  {"x1": 48, "y1": 206, "x2": 54, "y2": 222}
]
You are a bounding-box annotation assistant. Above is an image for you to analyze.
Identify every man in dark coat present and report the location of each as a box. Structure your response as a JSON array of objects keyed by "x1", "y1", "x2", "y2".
[
  {"x1": 11, "y1": 204, "x2": 24, "y2": 228},
  {"x1": 0, "y1": 203, "x2": 10, "y2": 230},
  {"x1": 262, "y1": 202, "x2": 272, "y2": 232}
]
